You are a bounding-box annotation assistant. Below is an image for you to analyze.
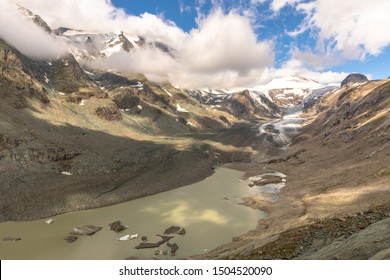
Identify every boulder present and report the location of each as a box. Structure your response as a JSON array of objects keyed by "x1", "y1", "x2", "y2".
[
  {"x1": 3, "y1": 236, "x2": 21, "y2": 241},
  {"x1": 109, "y1": 221, "x2": 126, "y2": 233},
  {"x1": 70, "y1": 225, "x2": 102, "y2": 235},
  {"x1": 64, "y1": 236, "x2": 78, "y2": 243},
  {"x1": 164, "y1": 226, "x2": 186, "y2": 235},
  {"x1": 135, "y1": 235, "x2": 174, "y2": 249},
  {"x1": 167, "y1": 243, "x2": 179, "y2": 256}
]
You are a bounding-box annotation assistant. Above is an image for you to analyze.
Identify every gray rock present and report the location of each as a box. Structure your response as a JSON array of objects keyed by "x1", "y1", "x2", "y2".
[
  {"x1": 3, "y1": 236, "x2": 22, "y2": 241},
  {"x1": 341, "y1": 74, "x2": 368, "y2": 87},
  {"x1": 164, "y1": 226, "x2": 186, "y2": 235},
  {"x1": 167, "y1": 243, "x2": 179, "y2": 255},
  {"x1": 64, "y1": 236, "x2": 78, "y2": 243},
  {"x1": 298, "y1": 218, "x2": 390, "y2": 260},
  {"x1": 109, "y1": 221, "x2": 126, "y2": 233},
  {"x1": 369, "y1": 248, "x2": 390, "y2": 260},
  {"x1": 135, "y1": 235, "x2": 174, "y2": 249},
  {"x1": 70, "y1": 225, "x2": 102, "y2": 235}
]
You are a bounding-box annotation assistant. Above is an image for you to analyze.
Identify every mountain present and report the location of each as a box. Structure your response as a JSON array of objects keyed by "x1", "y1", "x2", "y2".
[
  {"x1": 341, "y1": 73, "x2": 369, "y2": 87},
  {"x1": 0, "y1": 34, "x2": 262, "y2": 222},
  {"x1": 1, "y1": 5, "x2": 389, "y2": 261},
  {"x1": 201, "y1": 78, "x2": 390, "y2": 260},
  {"x1": 251, "y1": 75, "x2": 329, "y2": 108}
]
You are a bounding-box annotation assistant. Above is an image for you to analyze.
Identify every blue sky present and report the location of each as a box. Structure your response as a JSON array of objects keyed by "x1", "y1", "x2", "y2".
[
  {"x1": 111, "y1": 0, "x2": 390, "y2": 81},
  {"x1": 5, "y1": 0, "x2": 390, "y2": 87}
]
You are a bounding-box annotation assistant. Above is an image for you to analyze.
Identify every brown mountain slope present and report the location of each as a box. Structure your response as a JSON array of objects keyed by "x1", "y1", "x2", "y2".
[
  {"x1": 197, "y1": 79, "x2": 390, "y2": 260},
  {"x1": 0, "y1": 38, "x2": 263, "y2": 222}
]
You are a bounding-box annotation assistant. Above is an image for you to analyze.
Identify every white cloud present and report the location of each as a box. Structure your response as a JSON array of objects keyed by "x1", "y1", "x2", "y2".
[
  {"x1": 93, "y1": 9, "x2": 274, "y2": 88},
  {"x1": 0, "y1": 0, "x2": 67, "y2": 60},
  {"x1": 250, "y1": 0, "x2": 267, "y2": 5},
  {"x1": 0, "y1": 0, "x2": 274, "y2": 88},
  {"x1": 0, "y1": 0, "x2": 360, "y2": 88},
  {"x1": 179, "y1": 0, "x2": 192, "y2": 15},
  {"x1": 182, "y1": 10, "x2": 273, "y2": 74},
  {"x1": 271, "y1": 0, "x2": 301, "y2": 12},
  {"x1": 295, "y1": 0, "x2": 390, "y2": 67}
]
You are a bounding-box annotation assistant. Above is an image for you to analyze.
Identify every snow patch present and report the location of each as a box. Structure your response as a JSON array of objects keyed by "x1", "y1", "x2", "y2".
[
  {"x1": 44, "y1": 73, "x2": 49, "y2": 84},
  {"x1": 102, "y1": 42, "x2": 122, "y2": 57},
  {"x1": 162, "y1": 88, "x2": 172, "y2": 97},
  {"x1": 176, "y1": 103, "x2": 189, "y2": 112}
]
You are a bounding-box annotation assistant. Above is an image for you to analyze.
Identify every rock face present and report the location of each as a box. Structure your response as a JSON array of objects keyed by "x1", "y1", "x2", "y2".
[
  {"x1": 299, "y1": 218, "x2": 390, "y2": 260},
  {"x1": 95, "y1": 103, "x2": 123, "y2": 121},
  {"x1": 70, "y1": 225, "x2": 102, "y2": 235},
  {"x1": 341, "y1": 73, "x2": 369, "y2": 87}
]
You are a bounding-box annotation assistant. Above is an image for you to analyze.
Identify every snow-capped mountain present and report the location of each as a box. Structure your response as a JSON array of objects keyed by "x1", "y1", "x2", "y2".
[
  {"x1": 56, "y1": 27, "x2": 174, "y2": 64},
  {"x1": 186, "y1": 75, "x2": 335, "y2": 113},
  {"x1": 15, "y1": 5, "x2": 337, "y2": 115},
  {"x1": 250, "y1": 75, "x2": 328, "y2": 108},
  {"x1": 186, "y1": 88, "x2": 280, "y2": 118}
]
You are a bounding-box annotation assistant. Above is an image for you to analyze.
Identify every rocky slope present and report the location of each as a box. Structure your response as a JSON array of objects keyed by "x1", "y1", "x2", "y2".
[
  {"x1": 196, "y1": 78, "x2": 390, "y2": 260},
  {"x1": 0, "y1": 34, "x2": 267, "y2": 222},
  {"x1": 0, "y1": 5, "x2": 389, "y2": 260}
]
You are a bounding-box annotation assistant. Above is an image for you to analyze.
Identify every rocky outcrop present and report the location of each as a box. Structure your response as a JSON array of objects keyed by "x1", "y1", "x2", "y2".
[
  {"x1": 18, "y1": 6, "x2": 52, "y2": 33},
  {"x1": 70, "y1": 225, "x2": 102, "y2": 235},
  {"x1": 3, "y1": 236, "x2": 21, "y2": 241},
  {"x1": 95, "y1": 103, "x2": 122, "y2": 121},
  {"x1": 110, "y1": 90, "x2": 140, "y2": 109},
  {"x1": 163, "y1": 226, "x2": 186, "y2": 235},
  {"x1": 64, "y1": 236, "x2": 78, "y2": 243},
  {"x1": 299, "y1": 218, "x2": 390, "y2": 260},
  {"x1": 341, "y1": 73, "x2": 368, "y2": 87},
  {"x1": 94, "y1": 72, "x2": 140, "y2": 91},
  {"x1": 109, "y1": 221, "x2": 126, "y2": 233},
  {"x1": 167, "y1": 243, "x2": 179, "y2": 256},
  {"x1": 135, "y1": 235, "x2": 174, "y2": 249}
]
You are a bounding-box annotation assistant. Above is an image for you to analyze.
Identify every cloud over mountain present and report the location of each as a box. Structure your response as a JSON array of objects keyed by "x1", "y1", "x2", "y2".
[
  {"x1": 2, "y1": 0, "x2": 386, "y2": 87},
  {"x1": 0, "y1": 0, "x2": 67, "y2": 60}
]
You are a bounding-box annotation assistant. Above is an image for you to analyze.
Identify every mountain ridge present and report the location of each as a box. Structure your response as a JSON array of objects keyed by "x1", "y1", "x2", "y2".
[{"x1": 0, "y1": 4, "x2": 389, "y2": 261}]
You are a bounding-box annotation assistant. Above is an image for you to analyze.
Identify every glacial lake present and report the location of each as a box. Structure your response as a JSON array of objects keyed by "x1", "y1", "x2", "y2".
[{"x1": 0, "y1": 168, "x2": 265, "y2": 260}]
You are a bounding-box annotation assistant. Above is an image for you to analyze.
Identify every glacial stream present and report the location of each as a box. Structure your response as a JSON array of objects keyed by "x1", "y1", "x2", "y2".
[{"x1": 0, "y1": 168, "x2": 265, "y2": 260}]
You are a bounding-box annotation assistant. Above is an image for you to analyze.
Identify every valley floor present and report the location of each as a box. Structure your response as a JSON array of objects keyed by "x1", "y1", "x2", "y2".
[
  {"x1": 195, "y1": 96, "x2": 390, "y2": 259},
  {"x1": 1, "y1": 74, "x2": 389, "y2": 259}
]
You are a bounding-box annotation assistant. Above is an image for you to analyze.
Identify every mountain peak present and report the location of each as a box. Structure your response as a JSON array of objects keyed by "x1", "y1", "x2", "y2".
[
  {"x1": 17, "y1": 5, "x2": 52, "y2": 33},
  {"x1": 263, "y1": 75, "x2": 323, "y2": 90},
  {"x1": 341, "y1": 73, "x2": 369, "y2": 87}
]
